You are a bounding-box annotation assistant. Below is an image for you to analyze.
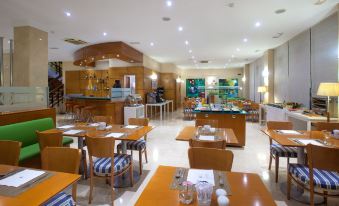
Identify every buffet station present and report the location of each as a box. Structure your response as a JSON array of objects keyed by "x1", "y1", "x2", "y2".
[{"x1": 193, "y1": 103, "x2": 247, "y2": 147}]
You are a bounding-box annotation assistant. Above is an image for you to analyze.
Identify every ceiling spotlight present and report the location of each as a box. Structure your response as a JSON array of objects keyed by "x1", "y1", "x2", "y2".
[
  {"x1": 231, "y1": 55, "x2": 235, "y2": 58},
  {"x1": 150, "y1": 42, "x2": 154, "y2": 46},
  {"x1": 65, "y1": 12, "x2": 71, "y2": 17},
  {"x1": 7, "y1": 40, "x2": 10, "y2": 44},
  {"x1": 191, "y1": 56, "x2": 195, "y2": 59},
  {"x1": 255, "y1": 22, "x2": 261, "y2": 27},
  {"x1": 178, "y1": 26, "x2": 183, "y2": 32},
  {"x1": 116, "y1": 54, "x2": 120, "y2": 57},
  {"x1": 243, "y1": 38, "x2": 248, "y2": 42},
  {"x1": 185, "y1": 40, "x2": 189, "y2": 45},
  {"x1": 39, "y1": 38, "x2": 42, "y2": 41},
  {"x1": 166, "y1": 0, "x2": 173, "y2": 7},
  {"x1": 236, "y1": 48, "x2": 240, "y2": 52},
  {"x1": 189, "y1": 49, "x2": 192, "y2": 53},
  {"x1": 103, "y1": 32, "x2": 107, "y2": 36}
]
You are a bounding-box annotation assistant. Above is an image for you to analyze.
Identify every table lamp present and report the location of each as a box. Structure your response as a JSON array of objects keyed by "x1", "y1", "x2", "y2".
[
  {"x1": 317, "y1": 82, "x2": 339, "y2": 122},
  {"x1": 257, "y1": 86, "x2": 267, "y2": 104}
]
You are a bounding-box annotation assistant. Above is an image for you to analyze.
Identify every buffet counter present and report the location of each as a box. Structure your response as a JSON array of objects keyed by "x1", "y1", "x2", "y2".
[
  {"x1": 193, "y1": 105, "x2": 246, "y2": 147},
  {"x1": 66, "y1": 96, "x2": 124, "y2": 124}
]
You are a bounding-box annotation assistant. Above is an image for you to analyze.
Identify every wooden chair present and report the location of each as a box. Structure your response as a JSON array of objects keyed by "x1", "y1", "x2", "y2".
[
  {"x1": 41, "y1": 147, "x2": 81, "y2": 204},
  {"x1": 266, "y1": 121, "x2": 297, "y2": 183},
  {"x1": 36, "y1": 130, "x2": 63, "y2": 151},
  {"x1": 195, "y1": 119, "x2": 219, "y2": 128},
  {"x1": 287, "y1": 144, "x2": 339, "y2": 206},
  {"x1": 82, "y1": 106, "x2": 96, "y2": 122},
  {"x1": 189, "y1": 139, "x2": 226, "y2": 149},
  {"x1": 86, "y1": 135, "x2": 133, "y2": 205},
  {"x1": 313, "y1": 122, "x2": 339, "y2": 131},
  {"x1": 117, "y1": 118, "x2": 149, "y2": 174},
  {"x1": 93, "y1": 115, "x2": 113, "y2": 124},
  {"x1": 0, "y1": 140, "x2": 22, "y2": 166},
  {"x1": 247, "y1": 103, "x2": 260, "y2": 122},
  {"x1": 188, "y1": 147, "x2": 234, "y2": 171}
]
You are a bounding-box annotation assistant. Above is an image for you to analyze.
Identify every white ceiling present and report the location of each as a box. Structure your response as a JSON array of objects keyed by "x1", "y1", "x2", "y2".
[{"x1": 0, "y1": 0, "x2": 338, "y2": 69}]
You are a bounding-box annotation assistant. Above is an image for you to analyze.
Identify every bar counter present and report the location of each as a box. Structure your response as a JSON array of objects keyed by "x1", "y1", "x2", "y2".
[{"x1": 66, "y1": 96, "x2": 125, "y2": 124}]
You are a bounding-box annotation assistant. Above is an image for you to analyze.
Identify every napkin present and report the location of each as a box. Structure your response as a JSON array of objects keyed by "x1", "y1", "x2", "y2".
[
  {"x1": 57, "y1": 125, "x2": 74, "y2": 129},
  {"x1": 277, "y1": 130, "x2": 301, "y2": 135},
  {"x1": 199, "y1": 135, "x2": 215, "y2": 141},
  {"x1": 187, "y1": 169, "x2": 215, "y2": 186},
  {"x1": 0, "y1": 169, "x2": 45, "y2": 187},
  {"x1": 63, "y1": 130, "x2": 84, "y2": 135},
  {"x1": 105, "y1": 133, "x2": 124, "y2": 138},
  {"x1": 124, "y1": 125, "x2": 139, "y2": 129}
]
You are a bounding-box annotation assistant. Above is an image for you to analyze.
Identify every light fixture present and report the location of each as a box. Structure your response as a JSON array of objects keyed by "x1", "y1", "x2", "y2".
[
  {"x1": 150, "y1": 42, "x2": 154, "y2": 46},
  {"x1": 317, "y1": 82, "x2": 339, "y2": 122},
  {"x1": 191, "y1": 56, "x2": 195, "y2": 59},
  {"x1": 243, "y1": 38, "x2": 248, "y2": 42},
  {"x1": 102, "y1": 56, "x2": 105, "y2": 58},
  {"x1": 150, "y1": 73, "x2": 158, "y2": 80},
  {"x1": 178, "y1": 26, "x2": 183, "y2": 32},
  {"x1": 65, "y1": 12, "x2": 71, "y2": 17},
  {"x1": 116, "y1": 54, "x2": 120, "y2": 58},
  {"x1": 257, "y1": 86, "x2": 267, "y2": 103},
  {"x1": 231, "y1": 55, "x2": 235, "y2": 58},
  {"x1": 130, "y1": 60, "x2": 134, "y2": 63},
  {"x1": 185, "y1": 40, "x2": 189, "y2": 45},
  {"x1": 176, "y1": 77, "x2": 182, "y2": 83},
  {"x1": 255, "y1": 22, "x2": 261, "y2": 27},
  {"x1": 242, "y1": 76, "x2": 246, "y2": 82},
  {"x1": 103, "y1": 32, "x2": 107, "y2": 36},
  {"x1": 189, "y1": 49, "x2": 192, "y2": 53},
  {"x1": 262, "y1": 69, "x2": 269, "y2": 77},
  {"x1": 39, "y1": 38, "x2": 42, "y2": 41},
  {"x1": 166, "y1": 0, "x2": 172, "y2": 7},
  {"x1": 236, "y1": 48, "x2": 240, "y2": 52}
]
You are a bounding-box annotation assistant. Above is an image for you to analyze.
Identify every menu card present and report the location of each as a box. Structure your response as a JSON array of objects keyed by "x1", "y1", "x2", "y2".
[
  {"x1": 187, "y1": 169, "x2": 215, "y2": 186},
  {"x1": 88, "y1": 123, "x2": 100, "y2": 127},
  {"x1": 105, "y1": 133, "x2": 124, "y2": 138},
  {"x1": 198, "y1": 135, "x2": 215, "y2": 141},
  {"x1": 0, "y1": 169, "x2": 45, "y2": 187},
  {"x1": 57, "y1": 125, "x2": 74, "y2": 129},
  {"x1": 63, "y1": 130, "x2": 84, "y2": 135},
  {"x1": 277, "y1": 130, "x2": 302, "y2": 135},
  {"x1": 292, "y1": 139, "x2": 324, "y2": 146}
]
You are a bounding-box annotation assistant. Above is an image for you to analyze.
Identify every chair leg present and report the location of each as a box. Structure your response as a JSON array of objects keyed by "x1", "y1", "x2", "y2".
[
  {"x1": 287, "y1": 173, "x2": 291, "y2": 200},
  {"x1": 130, "y1": 163, "x2": 134, "y2": 187},
  {"x1": 323, "y1": 191, "x2": 328, "y2": 205},
  {"x1": 89, "y1": 169, "x2": 93, "y2": 204},
  {"x1": 268, "y1": 154, "x2": 273, "y2": 170},
  {"x1": 72, "y1": 183, "x2": 77, "y2": 203},
  {"x1": 139, "y1": 150, "x2": 143, "y2": 175},
  {"x1": 275, "y1": 156, "x2": 279, "y2": 183}
]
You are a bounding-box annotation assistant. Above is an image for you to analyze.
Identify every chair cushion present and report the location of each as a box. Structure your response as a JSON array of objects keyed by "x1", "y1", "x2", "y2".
[
  {"x1": 117, "y1": 140, "x2": 146, "y2": 151},
  {"x1": 44, "y1": 192, "x2": 74, "y2": 206},
  {"x1": 289, "y1": 164, "x2": 339, "y2": 190},
  {"x1": 271, "y1": 144, "x2": 298, "y2": 158},
  {"x1": 93, "y1": 154, "x2": 131, "y2": 176}
]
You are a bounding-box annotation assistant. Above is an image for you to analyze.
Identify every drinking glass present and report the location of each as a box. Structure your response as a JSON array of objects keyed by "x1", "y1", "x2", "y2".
[
  {"x1": 179, "y1": 181, "x2": 194, "y2": 204},
  {"x1": 195, "y1": 181, "x2": 213, "y2": 206},
  {"x1": 322, "y1": 130, "x2": 331, "y2": 145}
]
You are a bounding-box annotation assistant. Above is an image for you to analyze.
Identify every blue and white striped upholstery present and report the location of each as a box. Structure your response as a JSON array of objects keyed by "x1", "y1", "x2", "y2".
[
  {"x1": 117, "y1": 140, "x2": 146, "y2": 151},
  {"x1": 93, "y1": 154, "x2": 131, "y2": 176},
  {"x1": 289, "y1": 164, "x2": 339, "y2": 190},
  {"x1": 271, "y1": 143, "x2": 298, "y2": 158},
  {"x1": 44, "y1": 192, "x2": 74, "y2": 206}
]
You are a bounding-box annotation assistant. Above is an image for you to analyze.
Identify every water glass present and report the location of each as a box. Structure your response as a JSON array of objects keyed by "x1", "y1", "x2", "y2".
[
  {"x1": 179, "y1": 181, "x2": 194, "y2": 204},
  {"x1": 195, "y1": 181, "x2": 213, "y2": 206}
]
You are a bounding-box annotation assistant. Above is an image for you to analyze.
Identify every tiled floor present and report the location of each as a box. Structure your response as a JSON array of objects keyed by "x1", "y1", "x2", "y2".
[{"x1": 58, "y1": 111, "x2": 338, "y2": 206}]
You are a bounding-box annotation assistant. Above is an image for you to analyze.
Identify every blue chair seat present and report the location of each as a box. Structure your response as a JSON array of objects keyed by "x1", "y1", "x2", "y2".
[
  {"x1": 44, "y1": 192, "x2": 74, "y2": 206},
  {"x1": 289, "y1": 164, "x2": 339, "y2": 190},
  {"x1": 93, "y1": 154, "x2": 131, "y2": 176},
  {"x1": 117, "y1": 140, "x2": 146, "y2": 151},
  {"x1": 271, "y1": 143, "x2": 298, "y2": 158}
]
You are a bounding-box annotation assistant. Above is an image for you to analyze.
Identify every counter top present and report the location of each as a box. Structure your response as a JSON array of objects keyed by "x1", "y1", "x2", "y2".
[
  {"x1": 66, "y1": 95, "x2": 111, "y2": 100},
  {"x1": 193, "y1": 104, "x2": 246, "y2": 114}
]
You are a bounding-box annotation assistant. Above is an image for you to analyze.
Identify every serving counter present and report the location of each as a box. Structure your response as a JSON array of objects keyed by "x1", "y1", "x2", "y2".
[
  {"x1": 193, "y1": 108, "x2": 247, "y2": 147},
  {"x1": 66, "y1": 97, "x2": 125, "y2": 124}
]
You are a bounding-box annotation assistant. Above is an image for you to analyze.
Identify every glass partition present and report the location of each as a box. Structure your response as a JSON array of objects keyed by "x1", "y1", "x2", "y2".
[{"x1": 0, "y1": 87, "x2": 48, "y2": 112}]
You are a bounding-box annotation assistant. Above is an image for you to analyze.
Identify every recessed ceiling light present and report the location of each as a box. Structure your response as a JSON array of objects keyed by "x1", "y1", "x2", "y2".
[
  {"x1": 231, "y1": 55, "x2": 235, "y2": 58},
  {"x1": 243, "y1": 38, "x2": 248, "y2": 43},
  {"x1": 166, "y1": 0, "x2": 172, "y2": 7},
  {"x1": 236, "y1": 48, "x2": 240, "y2": 52},
  {"x1": 130, "y1": 60, "x2": 134, "y2": 63},
  {"x1": 39, "y1": 38, "x2": 42, "y2": 41},
  {"x1": 189, "y1": 49, "x2": 192, "y2": 53},
  {"x1": 185, "y1": 40, "x2": 189, "y2": 45},
  {"x1": 116, "y1": 54, "x2": 120, "y2": 57},
  {"x1": 162, "y1": 17, "x2": 171, "y2": 21},
  {"x1": 255, "y1": 22, "x2": 261, "y2": 27},
  {"x1": 65, "y1": 12, "x2": 71, "y2": 17},
  {"x1": 191, "y1": 56, "x2": 195, "y2": 59},
  {"x1": 275, "y1": 9, "x2": 286, "y2": 14},
  {"x1": 150, "y1": 42, "x2": 154, "y2": 46},
  {"x1": 178, "y1": 26, "x2": 183, "y2": 32},
  {"x1": 103, "y1": 32, "x2": 107, "y2": 36},
  {"x1": 7, "y1": 40, "x2": 10, "y2": 44},
  {"x1": 102, "y1": 56, "x2": 105, "y2": 58}
]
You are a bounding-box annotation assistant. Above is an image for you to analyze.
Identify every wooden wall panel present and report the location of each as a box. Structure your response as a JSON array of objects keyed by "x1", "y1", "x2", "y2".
[
  {"x1": 0, "y1": 108, "x2": 56, "y2": 126},
  {"x1": 65, "y1": 71, "x2": 80, "y2": 94}
]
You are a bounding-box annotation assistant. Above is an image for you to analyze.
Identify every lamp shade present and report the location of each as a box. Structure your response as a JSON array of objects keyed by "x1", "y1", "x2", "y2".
[
  {"x1": 257, "y1": 86, "x2": 267, "y2": 93},
  {"x1": 317, "y1": 83, "x2": 339, "y2": 97}
]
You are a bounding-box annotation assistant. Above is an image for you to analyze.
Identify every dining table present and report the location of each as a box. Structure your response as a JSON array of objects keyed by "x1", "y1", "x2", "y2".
[
  {"x1": 46, "y1": 123, "x2": 154, "y2": 181},
  {"x1": 262, "y1": 129, "x2": 339, "y2": 203},
  {"x1": 176, "y1": 126, "x2": 239, "y2": 146},
  {"x1": 135, "y1": 165, "x2": 276, "y2": 206},
  {"x1": 0, "y1": 164, "x2": 80, "y2": 206}
]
